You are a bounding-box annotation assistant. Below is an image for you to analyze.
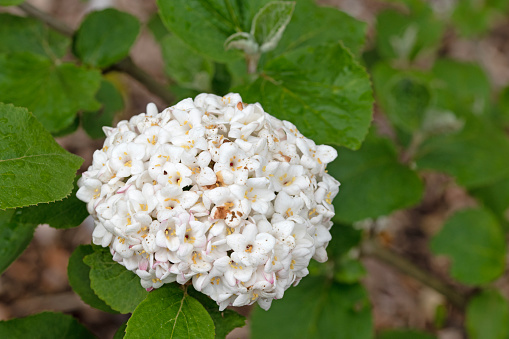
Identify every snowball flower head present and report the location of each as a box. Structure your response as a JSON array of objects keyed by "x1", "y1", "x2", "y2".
[{"x1": 77, "y1": 93, "x2": 340, "y2": 310}]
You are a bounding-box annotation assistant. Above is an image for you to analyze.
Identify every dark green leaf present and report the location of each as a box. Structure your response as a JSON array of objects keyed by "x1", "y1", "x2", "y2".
[
  {"x1": 157, "y1": 0, "x2": 268, "y2": 62},
  {"x1": 377, "y1": 329, "x2": 437, "y2": 339},
  {"x1": 82, "y1": 79, "x2": 124, "y2": 139},
  {"x1": 470, "y1": 177, "x2": 509, "y2": 230},
  {"x1": 68, "y1": 245, "x2": 118, "y2": 313},
  {"x1": 160, "y1": 35, "x2": 214, "y2": 91},
  {"x1": 147, "y1": 13, "x2": 168, "y2": 43},
  {"x1": 0, "y1": 312, "x2": 95, "y2": 338},
  {"x1": 466, "y1": 290, "x2": 509, "y2": 339},
  {"x1": 272, "y1": 0, "x2": 366, "y2": 57},
  {"x1": 334, "y1": 258, "x2": 366, "y2": 284},
  {"x1": 416, "y1": 118, "x2": 509, "y2": 188},
  {"x1": 329, "y1": 132, "x2": 423, "y2": 223},
  {"x1": 430, "y1": 208, "x2": 506, "y2": 285},
  {"x1": 74, "y1": 9, "x2": 140, "y2": 68},
  {"x1": 14, "y1": 176, "x2": 88, "y2": 229},
  {"x1": 0, "y1": 13, "x2": 69, "y2": 58},
  {"x1": 188, "y1": 288, "x2": 246, "y2": 339},
  {"x1": 452, "y1": 1, "x2": 494, "y2": 37},
  {"x1": 431, "y1": 59, "x2": 491, "y2": 116},
  {"x1": 84, "y1": 247, "x2": 148, "y2": 314},
  {"x1": 211, "y1": 63, "x2": 232, "y2": 96},
  {"x1": 52, "y1": 115, "x2": 80, "y2": 138},
  {"x1": 242, "y1": 43, "x2": 373, "y2": 149},
  {"x1": 251, "y1": 277, "x2": 373, "y2": 339},
  {"x1": 0, "y1": 209, "x2": 37, "y2": 274},
  {"x1": 0, "y1": 103, "x2": 83, "y2": 209},
  {"x1": 113, "y1": 322, "x2": 127, "y2": 339},
  {"x1": 125, "y1": 284, "x2": 215, "y2": 339},
  {"x1": 251, "y1": 1, "x2": 295, "y2": 53},
  {"x1": 0, "y1": 52, "x2": 101, "y2": 132}
]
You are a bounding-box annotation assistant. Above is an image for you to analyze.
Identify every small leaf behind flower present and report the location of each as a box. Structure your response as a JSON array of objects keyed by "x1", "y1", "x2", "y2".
[{"x1": 251, "y1": 1, "x2": 295, "y2": 53}]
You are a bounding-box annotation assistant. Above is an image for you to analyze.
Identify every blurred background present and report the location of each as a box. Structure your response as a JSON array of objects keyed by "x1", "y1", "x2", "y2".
[{"x1": 1, "y1": 0, "x2": 509, "y2": 338}]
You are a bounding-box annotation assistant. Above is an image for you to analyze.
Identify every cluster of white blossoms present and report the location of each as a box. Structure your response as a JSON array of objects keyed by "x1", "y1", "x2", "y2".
[{"x1": 77, "y1": 93, "x2": 340, "y2": 310}]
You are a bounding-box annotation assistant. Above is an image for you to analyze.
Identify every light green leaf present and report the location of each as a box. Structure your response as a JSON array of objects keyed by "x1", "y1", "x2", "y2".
[
  {"x1": 241, "y1": 43, "x2": 373, "y2": 149},
  {"x1": 160, "y1": 35, "x2": 214, "y2": 91},
  {"x1": 375, "y1": 7, "x2": 444, "y2": 61},
  {"x1": 14, "y1": 176, "x2": 88, "y2": 229},
  {"x1": 0, "y1": 209, "x2": 37, "y2": 274},
  {"x1": 416, "y1": 118, "x2": 509, "y2": 188},
  {"x1": 224, "y1": 32, "x2": 259, "y2": 55},
  {"x1": 0, "y1": 312, "x2": 95, "y2": 338},
  {"x1": 251, "y1": 277, "x2": 373, "y2": 339},
  {"x1": 251, "y1": 1, "x2": 295, "y2": 53},
  {"x1": 329, "y1": 132, "x2": 423, "y2": 223},
  {"x1": 157, "y1": 0, "x2": 266, "y2": 62},
  {"x1": 334, "y1": 258, "x2": 366, "y2": 284},
  {"x1": 125, "y1": 284, "x2": 215, "y2": 339},
  {"x1": 74, "y1": 8, "x2": 140, "y2": 68},
  {"x1": 84, "y1": 247, "x2": 148, "y2": 314},
  {"x1": 0, "y1": 52, "x2": 101, "y2": 132},
  {"x1": 0, "y1": 103, "x2": 83, "y2": 209},
  {"x1": 188, "y1": 288, "x2": 246, "y2": 339},
  {"x1": 0, "y1": 0, "x2": 25, "y2": 6},
  {"x1": 272, "y1": 0, "x2": 366, "y2": 56},
  {"x1": 466, "y1": 290, "x2": 509, "y2": 339},
  {"x1": 430, "y1": 208, "x2": 506, "y2": 285},
  {"x1": 0, "y1": 13, "x2": 69, "y2": 58},
  {"x1": 68, "y1": 245, "x2": 118, "y2": 313},
  {"x1": 82, "y1": 79, "x2": 124, "y2": 139},
  {"x1": 377, "y1": 329, "x2": 437, "y2": 339}
]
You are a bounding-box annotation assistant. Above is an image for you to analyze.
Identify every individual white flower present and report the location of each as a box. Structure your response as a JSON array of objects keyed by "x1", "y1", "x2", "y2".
[{"x1": 77, "y1": 93, "x2": 340, "y2": 310}]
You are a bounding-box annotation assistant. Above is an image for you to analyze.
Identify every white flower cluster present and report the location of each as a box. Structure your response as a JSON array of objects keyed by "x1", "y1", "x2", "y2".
[{"x1": 77, "y1": 93, "x2": 340, "y2": 310}]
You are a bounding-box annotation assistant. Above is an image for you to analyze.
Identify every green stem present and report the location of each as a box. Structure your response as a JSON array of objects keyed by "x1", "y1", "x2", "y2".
[
  {"x1": 18, "y1": 2, "x2": 174, "y2": 104},
  {"x1": 361, "y1": 239, "x2": 469, "y2": 309}
]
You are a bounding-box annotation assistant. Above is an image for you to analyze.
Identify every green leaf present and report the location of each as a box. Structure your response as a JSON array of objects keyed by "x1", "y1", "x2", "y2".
[
  {"x1": 251, "y1": 277, "x2": 373, "y2": 339},
  {"x1": 0, "y1": 13, "x2": 69, "y2": 58},
  {"x1": 14, "y1": 176, "x2": 88, "y2": 229},
  {"x1": 431, "y1": 59, "x2": 491, "y2": 116},
  {"x1": 251, "y1": 1, "x2": 295, "y2": 53},
  {"x1": 0, "y1": 103, "x2": 83, "y2": 209},
  {"x1": 68, "y1": 245, "x2": 118, "y2": 313},
  {"x1": 211, "y1": 63, "x2": 232, "y2": 96},
  {"x1": 113, "y1": 322, "x2": 127, "y2": 339},
  {"x1": 452, "y1": 1, "x2": 500, "y2": 37},
  {"x1": 0, "y1": 209, "x2": 37, "y2": 274},
  {"x1": 188, "y1": 288, "x2": 246, "y2": 339},
  {"x1": 416, "y1": 118, "x2": 509, "y2": 188},
  {"x1": 241, "y1": 43, "x2": 373, "y2": 149},
  {"x1": 377, "y1": 329, "x2": 437, "y2": 339},
  {"x1": 0, "y1": 312, "x2": 95, "y2": 338},
  {"x1": 430, "y1": 208, "x2": 506, "y2": 285},
  {"x1": 329, "y1": 132, "x2": 423, "y2": 223},
  {"x1": 334, "y1": 258, "x2": 366, "y2": 284},
  {"x1": 52, "y1": 115, "x2": 80, "y2": 138},
  {"x1": 157, "y1": 0, "x2": 263, "y2": 62},
  {"x1": 0, "y1": 52, "x2": 101, "y2": 132},
  {"x1": 272, "y1": 0, "x2": 366, "y2": 56},
  {"x1": 466, "y1": 290, "x2": 509, "y2": 339},
  {"x1": 375, "y1": 7, "x2": 444, "y2": 61},
  {"x1": 470, "y1": 177, "x2": 509, "y2": 229},
  {"x1": 82, "y1": 79, "x2": 124, "y2": 139},
  {"x1": 0, "y1": 0, "x2": 25, "y2": 6},
  {"x1": 74, "y1": 9, "x2": 140, "y2": 68},
  {"x1": 83, "y1": 246, "x2": 148, "y2": 314},
  {"x1": 160, "y1": 35, "x2": 214, "y2": 91},
  {"x1": 125, "y1": 284, "x2": 215, "y2": 339}
]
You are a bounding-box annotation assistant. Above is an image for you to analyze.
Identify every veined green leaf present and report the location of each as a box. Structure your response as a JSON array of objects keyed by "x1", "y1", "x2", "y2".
[
  {"x1": 0, "y1": 52, "x2": 101, "y2": 132},
  {"x1": 251, "y1": 1, "x2": 295, "y2": 53},
  {"x1": 125, "y1": 284, "x2": 215, "y2": 339},
  {"x1": 0, "y1": 103, "x2": 83, "y2": 209},
  {"x1": 241, "y1": 43, "x2": 373, "y2": 149}
]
